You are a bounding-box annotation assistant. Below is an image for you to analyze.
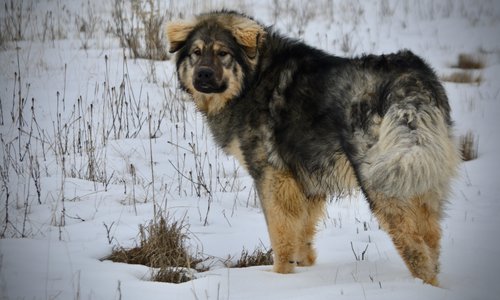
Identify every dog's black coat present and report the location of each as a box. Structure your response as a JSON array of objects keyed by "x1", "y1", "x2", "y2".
[
  {"x1": 180, "y1": 27, "x2": 450, "y2": 201},
  {"x1": 168, "y1": 11, "x2": 459, "y2": 284}
]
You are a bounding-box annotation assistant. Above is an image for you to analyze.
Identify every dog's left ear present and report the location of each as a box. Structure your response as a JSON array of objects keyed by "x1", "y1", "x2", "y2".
[
  {"x1": 231, "y1": 19, "x2": 266, "y2": 59},
  {"x1": 166, "y1": 21, "x2": 196, "y2": 53}
]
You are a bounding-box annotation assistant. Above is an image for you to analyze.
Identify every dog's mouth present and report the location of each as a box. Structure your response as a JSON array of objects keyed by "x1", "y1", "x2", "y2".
[{"x1": 193, "y1": 79, "x2": 227, "y2": 94}]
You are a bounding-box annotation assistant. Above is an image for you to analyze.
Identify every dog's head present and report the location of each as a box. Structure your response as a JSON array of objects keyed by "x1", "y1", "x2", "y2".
[{"x1": 166, "y1": 11, "x2": 266, "y2": 114}]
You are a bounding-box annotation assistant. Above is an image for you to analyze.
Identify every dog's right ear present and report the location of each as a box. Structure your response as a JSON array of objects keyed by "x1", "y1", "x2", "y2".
[{"x1": 166, "y1": 21, "x2": 196, "y2": 53}]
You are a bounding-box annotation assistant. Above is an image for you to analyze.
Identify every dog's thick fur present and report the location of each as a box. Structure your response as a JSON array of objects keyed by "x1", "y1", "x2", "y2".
[{"x1": 167, "y1": 11, "x2": 460, "y2": 286}]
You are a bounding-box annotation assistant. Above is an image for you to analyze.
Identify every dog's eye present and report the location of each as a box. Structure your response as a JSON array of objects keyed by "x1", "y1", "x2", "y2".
[
  {"x1": 218, "y1": 51, "x2": 229, "y2": 58},
  {"x1": 192, "y1": 49, "x2": 201, "y2": 56}
]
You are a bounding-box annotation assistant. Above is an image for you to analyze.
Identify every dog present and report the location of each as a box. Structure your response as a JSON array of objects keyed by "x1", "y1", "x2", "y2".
[{"x1": 166, "y1": 11, "x2": 460, "y2": 286}]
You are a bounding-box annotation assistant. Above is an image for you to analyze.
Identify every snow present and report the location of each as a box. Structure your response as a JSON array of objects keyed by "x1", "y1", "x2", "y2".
[{"x1": 1, "y1": 0, "x2": 500, "y2": 299}]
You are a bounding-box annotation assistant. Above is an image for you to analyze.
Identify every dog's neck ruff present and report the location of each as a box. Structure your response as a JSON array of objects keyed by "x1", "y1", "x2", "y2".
[{"x1": 193, "y1": 93, "x2": 231, "y2": 115}]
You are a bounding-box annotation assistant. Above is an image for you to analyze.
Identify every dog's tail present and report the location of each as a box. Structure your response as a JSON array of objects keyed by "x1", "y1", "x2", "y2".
[{"x1": 360, "y1": 103, "x2": 460, "y2": 200}]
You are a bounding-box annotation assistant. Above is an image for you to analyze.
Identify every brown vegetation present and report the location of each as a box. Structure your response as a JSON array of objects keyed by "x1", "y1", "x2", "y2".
[
  {"x1": 441, "y1": 71, "x2": 482, "y2": 84},
  {"x1": 232, "y1": 247, "x2": 274, "y2": 268},
  {"x1": 442, "y1": 53, "x2": 484, "y2": 84},
  {"x1": 459, "y1": 131, "x2": 479, "y2": 161},
  {"x1": 453, "y1": 54, "x2": 485, "y2": 69},
  {"x1": 106, "y1": 215, "x2": 203, "y2": 283}
]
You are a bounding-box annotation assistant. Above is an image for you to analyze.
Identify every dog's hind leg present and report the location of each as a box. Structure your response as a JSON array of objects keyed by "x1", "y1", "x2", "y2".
[
  {"x1": 257, "y1": 167, "x2": 310, "y2": 273},
  {"x1": 369, "y1": 191, "x2": 442, "y2": 286},
  {"x1": 297, "y1": 196, "x2": 326, "y2": 267},
  {"x1": 358, "y1": 101, "x2": 459, "y2": 284}
]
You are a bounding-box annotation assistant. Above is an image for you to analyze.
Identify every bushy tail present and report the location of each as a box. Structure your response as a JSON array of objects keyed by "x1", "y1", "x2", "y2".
[{"x1": 360, "y1": 103, "x2": 460, "y2": 200}]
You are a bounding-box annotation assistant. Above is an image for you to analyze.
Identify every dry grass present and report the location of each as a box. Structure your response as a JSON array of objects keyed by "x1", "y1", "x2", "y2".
[
  {"x1": 459, "y1": 131, "x2": 479, "y2": 161},
  {"x1": 442, "y1": 53, "x2": 485, "y2": 84},
  {"x1": 105, "y1": 215, "x2": 275, "y2": 282},
  {"x1": 453, "y1": 54, "x2": 485, "y2": 69},
  {"x1": 105, "y1": 215, "x2": 204, "y2": 283},
  {"x1": 232, "y1": 246, "x2": 273, "y2": 268},
  {"x1": 112, "y1": 0, "x2": 169, "y2": 61},
  {"x1": 441, "y1": 71, "x2": 482, "y2": 84},
  {"x1": 0, "y1": 0, "x2": 34, "y2": 45}
]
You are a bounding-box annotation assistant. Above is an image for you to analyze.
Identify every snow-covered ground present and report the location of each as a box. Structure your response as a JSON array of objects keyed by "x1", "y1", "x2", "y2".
[{"x1": 1, "y1": 0, "x2": 499, "y2": 299}]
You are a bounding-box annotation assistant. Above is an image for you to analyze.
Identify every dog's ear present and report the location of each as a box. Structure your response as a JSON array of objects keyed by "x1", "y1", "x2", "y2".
[
  {"x1": 166, "y1": 21, "x2": 196, "y2": 53},
  {"x1": 231, "y1": 19, "x2": 266, "y2": 59}
]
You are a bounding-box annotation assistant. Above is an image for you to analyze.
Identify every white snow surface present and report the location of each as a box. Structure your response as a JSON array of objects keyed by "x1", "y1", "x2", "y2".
[{"x1": 1, "y1": 0, "x2": 500, "y2": 299}]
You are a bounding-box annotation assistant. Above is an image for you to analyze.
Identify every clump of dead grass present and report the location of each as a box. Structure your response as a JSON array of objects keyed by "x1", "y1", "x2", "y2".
[
  {"x1": 105, "y1": 215, "x2": 276, "y2": 283},
  {"x1": 231, "y1": 246, "x2": 274, "y2": 268},
  {"x1": 442, "y1": 53, "x2": 485, "y2": 84},
  {"x1": 105, "y1": 215, "x2": 204, "y2": 283},
  {"x1": 441, "y1": 71, "x2": 482, "y2": 84},
  {"x1": 453, "y1": 53, "x2": 485, "y2": 69},
  {"x1": 459, "y1": 130, "x2": 479, "y2": 161},
  {"x1": 112, "y1": 0, "x2": 170, "y2": 61}
]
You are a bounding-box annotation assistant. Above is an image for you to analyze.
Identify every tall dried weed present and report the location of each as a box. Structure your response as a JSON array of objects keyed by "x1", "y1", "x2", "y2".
[{"x1": 106, "y1": 215, "x2": 204, "y2": 283}]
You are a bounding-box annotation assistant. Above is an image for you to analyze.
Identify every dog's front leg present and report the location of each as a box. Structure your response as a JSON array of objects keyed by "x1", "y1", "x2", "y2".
[{"x1": 256, "y1": 167, "x2": 309, "y2": 273}]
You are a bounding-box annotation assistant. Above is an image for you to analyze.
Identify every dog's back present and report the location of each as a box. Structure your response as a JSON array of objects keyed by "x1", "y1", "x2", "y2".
[{"x1": 257, "y1": 39, "x2": 459, "y2": 203}]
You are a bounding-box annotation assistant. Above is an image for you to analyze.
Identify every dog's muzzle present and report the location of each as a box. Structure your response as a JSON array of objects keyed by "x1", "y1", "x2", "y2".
[{"x1": 193, "y1": 67, "x2": 226, "y2": 93}]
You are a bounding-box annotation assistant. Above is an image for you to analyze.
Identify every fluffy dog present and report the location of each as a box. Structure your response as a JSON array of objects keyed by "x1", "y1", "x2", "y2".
[{"x1": 166, "y1": 11, "x2": 460, "y2": 285}]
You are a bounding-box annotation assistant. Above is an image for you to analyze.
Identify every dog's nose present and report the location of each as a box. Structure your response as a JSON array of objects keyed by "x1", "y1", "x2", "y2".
[{"x1": 197, "y1": 67, "x2": 214, "y2": 82}]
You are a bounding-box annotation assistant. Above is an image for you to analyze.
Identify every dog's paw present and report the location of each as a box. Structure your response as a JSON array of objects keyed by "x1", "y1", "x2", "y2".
[
  {"x1": 296, "y1": 242, "x2": 317, "y2": 267},
  {"x1": 273, "y1": 260, "x2": 296, "y2": 274}
]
